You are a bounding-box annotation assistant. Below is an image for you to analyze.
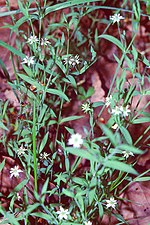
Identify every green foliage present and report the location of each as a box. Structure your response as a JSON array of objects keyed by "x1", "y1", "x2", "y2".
[{"x1": 0, "y1": 0, "x2": 149, "y2": 224}]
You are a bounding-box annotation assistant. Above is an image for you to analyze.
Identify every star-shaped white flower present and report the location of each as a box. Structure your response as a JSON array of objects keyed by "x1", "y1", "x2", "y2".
[
  {"x1": 10, "y1": 165, "x2": 23, "y2": 178},
  {"x1": 106, "y1": 197, "x2": 117, "y2": 209},
  {"x1": 110, "y1": 13, "x2": 125, "y2": 24},
  {"x1": 39, "y1": 152, "x2": 50, "y2": 160},
  {"x1": 41, "y1": 38, "x2": 51, "y2": 46},
  {"x1": 120, "y1": 105, "x2": 131, "y2": 117},
  {"x1": 17, "y1": 144, "x2": 27, "y2": 156},
  {"x1": 111, "y1": 106, "x2": 122, "y2": 116},
  {"x1": 56, "y1": 206, "x2": 69, "y2": 220},
  {"x1": 105, "y1": 95, "x2": 112, "y2": 107},
  {"x1": 84, "y1": 221, "x2": 92, "y2": 225},
  {"x1": 81, "y1": 102, "x2": 92, "y2": 114},
  {"x1": 27, "y1": 35, "x2": 38, "y2": 45},
  {"x1": 21, "y1": 56, "x2": 35, "y2": 67},
  {"x1": 64, "y1": 55, "x2": 80, "y2": 67},
  {"x1": 68, "y1": 133, "x2": 83, "y2": 148},
  {"x1": 122, "y1": 151, "x2": 134, "y2": 159}
]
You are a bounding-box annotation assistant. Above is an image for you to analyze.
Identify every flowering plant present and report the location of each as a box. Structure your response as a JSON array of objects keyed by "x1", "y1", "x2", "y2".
[{"x1": 0, "y1": 1, "x2": 149, "y2": 225}]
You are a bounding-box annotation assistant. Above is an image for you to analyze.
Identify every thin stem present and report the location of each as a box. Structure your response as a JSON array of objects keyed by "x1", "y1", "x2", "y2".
[{"x1": 32, "y1": 100, "x2": 38, "y2": 192}]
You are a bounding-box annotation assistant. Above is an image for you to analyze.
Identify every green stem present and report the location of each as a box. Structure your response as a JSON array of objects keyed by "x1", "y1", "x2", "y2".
[{"x1": 32, "y1": 100, "x2": 38, "y2": 192}]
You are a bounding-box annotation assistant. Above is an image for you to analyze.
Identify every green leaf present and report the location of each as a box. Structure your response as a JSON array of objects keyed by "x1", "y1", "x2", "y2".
[
  {"x1": 41, "y1": 178, "x2": 49, "y2": 203},
  {"x1": 67, "y1": 75, "x2": 77, "y2": 88},
  {"x1": 104, "y1": 160, "x2": 138, "y2": 175},
  {"x1": 46, "y1": 88, "x2": 70, "y2": 102},
  {"x1": 98, "y1": 34, "x2": 125, "y2": 52},
  {"x1": 31, "y1": 212, "x2": 53, "y2": 222},
  {"x1": 134, "y1": 176, "x2": 150, "y2": 182},
  {"x1": 89, "y1": 188, "x2": 96, "y2": 204},
  {"x1": 22, "y1": 64, "x2": 34, "y2": 77},
  {"x1": 4, "y1": 213, "x2": 20, "y2": 225},
  {"x1": 25, "y1": 203, "x2": 40, "y2": 215},
  {"x1": 98, "y1": 202, "x2": 104, "y2": 218},
  {"x1": 0, "y1": 57, "x2": 10, "y2": 81},
  {"x1": 60, "y1": 115, "x2": 83, "y2": 124},
  {"x1": 113, "y1": 213, "x2": 129, "y2": 225},
  {"x1": 132, "y1": 117, "x2": 150, "y2": 124},
  {"x1": 45, "y1": 0, "x2": 101, "y2": 15},
  {"x1": 62, "y1": 188, "x2": 74, "y2": 198},
  {"x1": 0, "y1": 40, "x2": 25, "y2": 58},
  {"x1": 39, "y1": 132, "x2": 49, "y2": 153},
  {"x1": 100, "y1": 124, "x2": 117, "y2": 147},
  {"x1": 90, "y1": 46, "x2": 96, "y2": 61},
  {"x1": 87, "y1": 87, "x2": 94, "y2": 98},
  {"x1": 92, "y1": 101, "x2": 104, "y2": 107},
  {"x1": 118, "y1": 144, "x2": 143, "y2": 154},
  {"x1": 0, "y1": 121, "x2": 8, "y2": 131},
  {"x1": 8, "y1": 179, "x2": 28, "y2": 198},
  {"x1": 120, "y1": 126, "x2": 133, "y2": 145},
  {"x1": 66, "y1": 147, "x2": 100, "y2": 162},
  {"x1": 17, "y1": 73, "x2": 44, "y2": 91},
  {"x1": 0, "y1": 159, "x2": 5, "y2": 172},
  {"x1": 72, "y1": 177, "x2": 87, "y2": 186}
]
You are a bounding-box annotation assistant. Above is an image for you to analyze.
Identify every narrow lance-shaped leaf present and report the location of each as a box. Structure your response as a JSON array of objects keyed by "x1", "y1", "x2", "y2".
[
  {"x1": 0, "y1": 121, "x2": 8, "y2": 131},
  {"x1": 100, "y1": 124, "x2": 117, "y2": 147},
  {"x1": 120, "y1": 126, "x2": 133, "y2": 145},
  {"x1": 60, "y1": 115, "x2": 83, "y2": 124},
  {"x1": 66, "y1": 147, "x2": 100, "y2": 162},
  {"x1": 104, "y1": 160, "x2": 138, "y2": 175},
  {"x1": 0, "y1": 159, "x2": 5, "y2": 172},
  {"x1": 118, "y1": 144, "x2": 143, "y2": 154},
  {"x1": 98, "y1": 34, "x2": 125, "y2": 52}
]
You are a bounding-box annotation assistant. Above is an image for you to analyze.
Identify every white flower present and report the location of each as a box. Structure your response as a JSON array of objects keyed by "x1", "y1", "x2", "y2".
[
  {"x1": 68, "y1": 133, "x2": 83, "y2": 148},
  {"x1": 27, "y1": 35, "x2": 38, "y2": 45},
  {"x1": 84, "y1": 221, "x2": 92, "y2": 225},
  {"x1": 105, "y1": 95, "x2": 112, "y2": 107},
  {"x1": 64, "y1": 55, "x2": 80, "y2": 67},
  {"x1": 106, "y1": 197, "x2": 117, "y2": 209},
  {"x1": 111, "y1": 105, "x2": 131, "y2": 117},
  {"x1": 122, "y1": 151, "x2": 134, "y2": 159},
  {"x1": 110, "y1": 14, "x2": 125, "y2": 24},
  {"x1": 120, "y1": 105, "x2": 131, "y2": 117},
  {"x1": 21, "y1": 56, "x2": 35, "y2": 67},
  {"x1": 41, "y1": 38, "x2": 51, "y2": 46},
  {"x1": 111, "y1": 123, "x2": 118, "y2": 130},
  {"x1": 17, "y1": 144, "x2": 27, "y2": 156},
  {"x1": 56, "y1": 206, "x2": 69, "y2": 220},
  {"x1": 111, "y1": 106, "x2": 122, "y2": 116},
  {"x1": 17, "y1": 193, "x2": 21, "y2": 201},
  {"x1": 39, "y1": 152, "x2": 50, "y2": 160},
  {"x1": 10, "y1": 165, "x2": 23, "y2": 178},
  {"x1": 81, "y1": 102, "x2": 92, "y2": 113}
]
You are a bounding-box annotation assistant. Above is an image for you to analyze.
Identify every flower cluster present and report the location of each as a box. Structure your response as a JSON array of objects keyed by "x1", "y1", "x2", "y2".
[
  {"x1": 110, "y1": 13, "x2": 125, "y2": 24},
  {"x1": 68, "y1": 133, "x2": 83, "y2": 148},
  {"x1": 111, "y1": 105, "x2": 131, "y2": 117},
  {"x1": 27, "y1": 35, "x2": 51, "y2": 46},
  {"x1": 63, "y1": 54, "x2": 80, "y2": 67}
]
